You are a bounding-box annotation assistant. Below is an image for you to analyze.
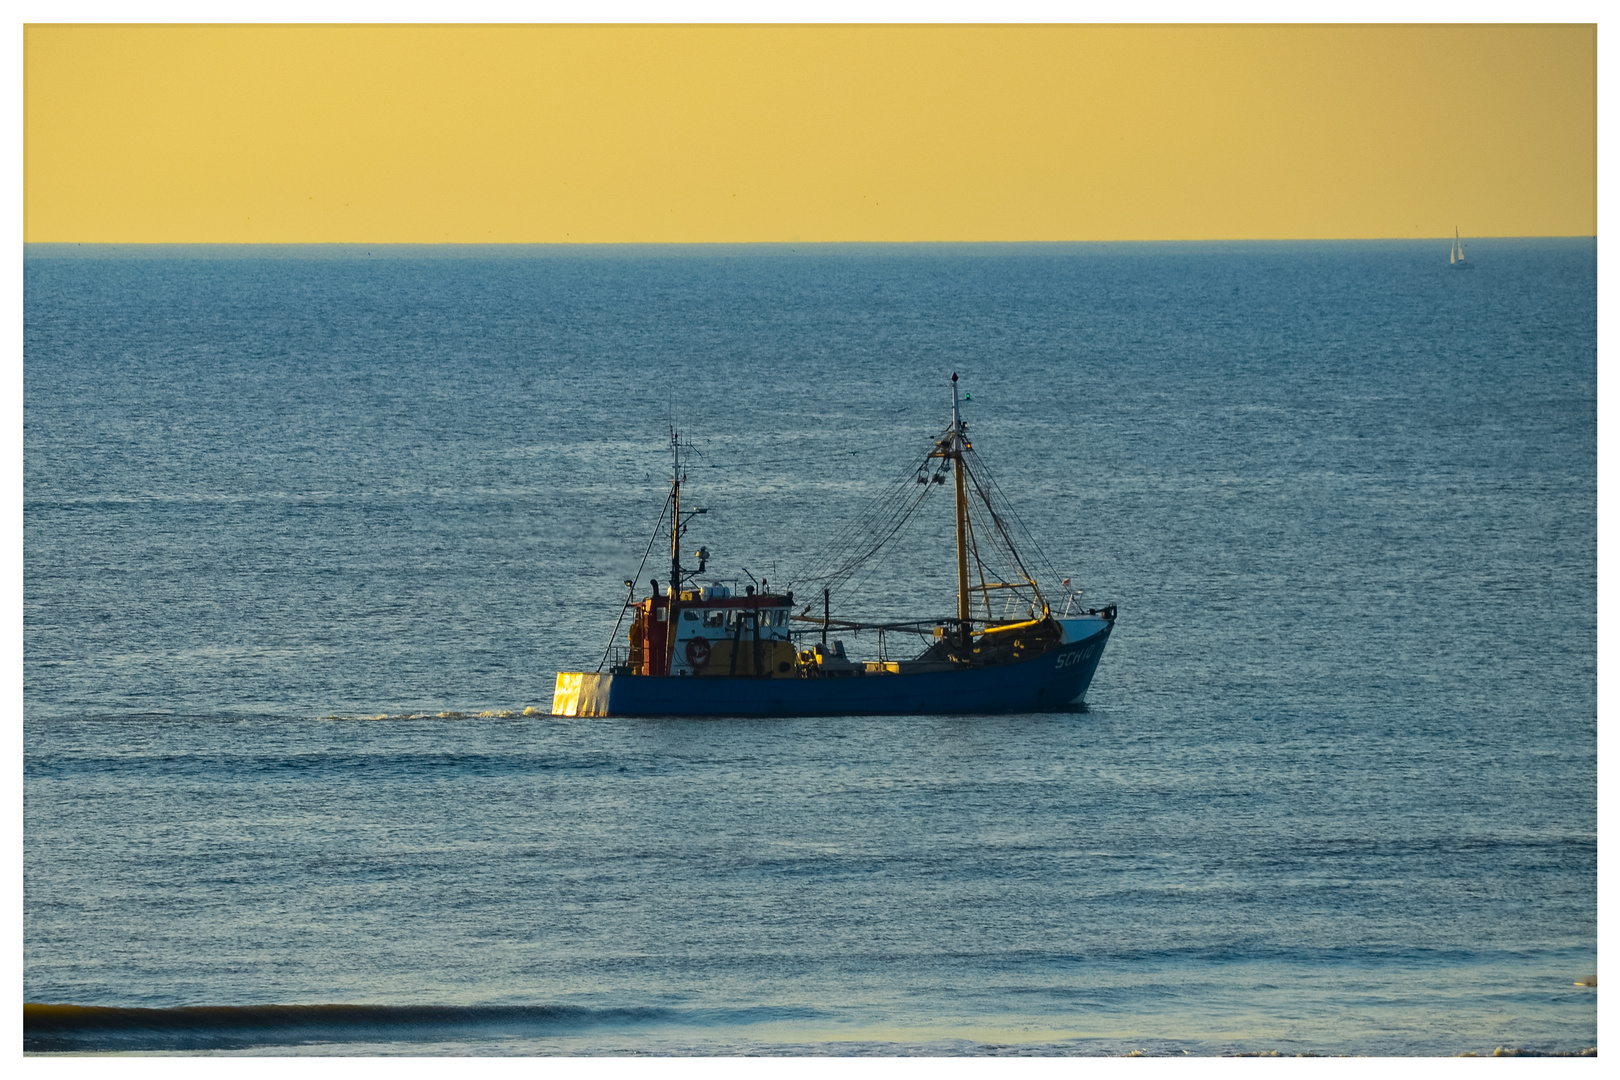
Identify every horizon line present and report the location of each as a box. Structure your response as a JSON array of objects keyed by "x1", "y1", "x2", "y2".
[{"x1": 23, "y1": 235, "x2": 1594, "y2": 247}]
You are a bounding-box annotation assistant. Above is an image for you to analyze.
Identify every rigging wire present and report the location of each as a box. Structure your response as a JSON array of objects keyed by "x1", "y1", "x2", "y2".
[
  {"x1": 782, "y1": 441, "x2": 938, "y2": 592},
  {"x1": 771, "y1": 413, "x2": 1074, "y2": 633},
  {"x1": 820, "y1": 472, "x2": 934, "y2": 578},
  {"x1": 833, "y1": 480, "x2": 947, "y2": 606},
  {"x1": 966, "y1": 448, "x2": 1069, "y2": 600},
  {"x1": 786, "y1": 424, "x2": 1022, "y2": 621},
  {"x1": 594, "y1": 487, "x2": 674, "y2": 673},
  {"x1": 962, "y1": 456, "x2": 1034, "y2": 584}
]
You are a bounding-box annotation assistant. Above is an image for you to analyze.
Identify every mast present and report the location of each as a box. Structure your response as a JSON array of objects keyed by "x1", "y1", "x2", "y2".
[
  {"x1": 670, "y1": 430, "x2": 682, "y2": 592},
  {"x1": 667, "y1": 431, "x2": 682, "y2": 672},
  {"x1": 951, "y1": 374, "x2": 971, "y2": 646}
]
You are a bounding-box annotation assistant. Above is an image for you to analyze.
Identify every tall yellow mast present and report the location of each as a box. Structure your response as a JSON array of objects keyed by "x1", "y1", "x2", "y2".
[{"x1": 951, "y1": 374, "x2": 971, "y2": 647}]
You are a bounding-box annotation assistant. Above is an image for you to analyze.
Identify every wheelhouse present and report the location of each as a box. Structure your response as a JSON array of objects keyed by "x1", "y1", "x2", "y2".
[{"x1": 625, "y1": 584, "x2": 797, "y2": 678}]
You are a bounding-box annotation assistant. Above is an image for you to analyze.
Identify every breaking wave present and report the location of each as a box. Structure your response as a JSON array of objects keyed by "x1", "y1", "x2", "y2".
[{"x1": 23, "y1": 1002, "x2": 813, "y2": 1053}]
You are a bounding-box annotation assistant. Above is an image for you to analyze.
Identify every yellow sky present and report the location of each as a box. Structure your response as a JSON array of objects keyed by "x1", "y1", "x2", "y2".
[{"x1": 23, "y1": 24, "x2": 1595, "y2": 243}]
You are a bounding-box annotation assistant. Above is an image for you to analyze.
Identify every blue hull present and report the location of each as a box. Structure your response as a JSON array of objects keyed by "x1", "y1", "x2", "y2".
[{"x1": 554, "y1": 617, "x2": 1112, "y2": 717}]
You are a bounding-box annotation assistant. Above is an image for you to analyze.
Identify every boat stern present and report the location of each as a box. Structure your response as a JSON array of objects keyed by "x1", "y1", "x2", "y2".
[{"x1": 551, "y1": 672, "x2": 615, "y2": 717}]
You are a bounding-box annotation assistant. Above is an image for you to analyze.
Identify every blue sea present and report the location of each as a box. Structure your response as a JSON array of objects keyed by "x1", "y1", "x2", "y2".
[{"x1": 23, "y1": 241, "x2": 1596, "y2": 1055}]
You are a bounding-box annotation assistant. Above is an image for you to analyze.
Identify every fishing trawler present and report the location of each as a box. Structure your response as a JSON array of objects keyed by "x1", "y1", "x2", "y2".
[
  {"x1": 552, "y1": 375, "x2": 1115, "y2": 717},
  {"x1": 1450, "y1": 227, "x2": 1472, "y2": 269}
]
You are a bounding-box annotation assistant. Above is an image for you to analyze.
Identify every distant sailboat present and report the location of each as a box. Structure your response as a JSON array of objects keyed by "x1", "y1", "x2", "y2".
[{"x1": 1450, "y1": 227, "x2": 1472, "y2": 269}]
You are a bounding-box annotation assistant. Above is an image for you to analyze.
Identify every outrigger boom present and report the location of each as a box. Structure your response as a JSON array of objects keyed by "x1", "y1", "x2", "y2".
[{"x1": 553, "y1": 375, "x2": 1116, "y2": 717}]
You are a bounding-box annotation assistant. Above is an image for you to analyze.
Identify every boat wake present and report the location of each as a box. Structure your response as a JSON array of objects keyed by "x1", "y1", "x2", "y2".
[{"x1": 314, "y1": 708, "x2": 548, "y2": 721}]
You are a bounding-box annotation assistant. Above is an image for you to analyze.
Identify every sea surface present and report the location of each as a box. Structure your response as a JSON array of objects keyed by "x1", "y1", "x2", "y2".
[{"x1": 23, "y1": 241, "x2": 1596, "y2": 1055}]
